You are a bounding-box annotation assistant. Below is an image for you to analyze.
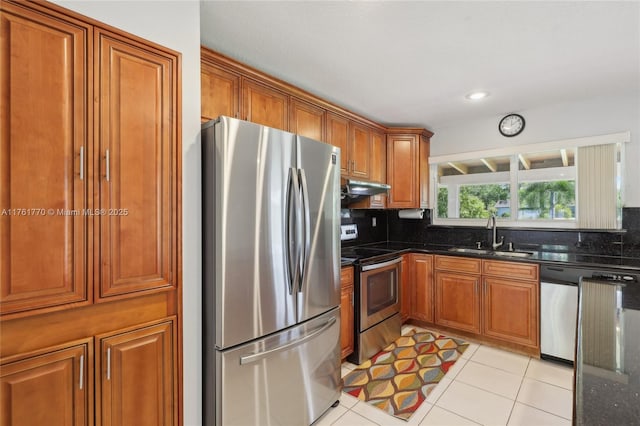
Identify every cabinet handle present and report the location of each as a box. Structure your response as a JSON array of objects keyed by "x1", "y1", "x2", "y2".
[
  {"x1": 79, "y1": 146, "x2": 84, "y2": 180},
  {"x1": 352, "y1": 160, "x2": 356, "y2": 171},
  {"x1": 351, "y1": 292, "x2": 354, "y2": 306},
  {"x1": 79, "y1": 354, "x2": 84, "y2": 390},
  {"x1": 106, "y1": 347, "x2": 111, "y2": 380},
  {"x1": 105, "y1": 149, "x2": 110, "y2": 182}
]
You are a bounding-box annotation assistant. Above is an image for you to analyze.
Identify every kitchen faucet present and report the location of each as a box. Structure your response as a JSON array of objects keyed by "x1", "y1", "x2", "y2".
[{"x1": 486, "y1": 213, "x2": 504, "y2": 250}]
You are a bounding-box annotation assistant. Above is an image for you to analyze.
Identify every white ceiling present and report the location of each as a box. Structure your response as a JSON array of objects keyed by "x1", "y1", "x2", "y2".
[{"x1": 200, "y1": 1, "x2": 640, "y2": 132}]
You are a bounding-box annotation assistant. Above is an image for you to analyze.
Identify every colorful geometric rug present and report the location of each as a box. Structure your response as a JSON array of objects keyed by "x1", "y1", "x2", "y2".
[{"x1": 342, "y1": 329, "x2": 468, "y2": 420}]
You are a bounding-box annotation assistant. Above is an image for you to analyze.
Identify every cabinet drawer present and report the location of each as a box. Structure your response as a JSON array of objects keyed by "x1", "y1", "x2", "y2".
[
  {"x1": 482, "y1": 260, "x2": 539, "y2": 281},
  {"x1": 434, "y1": 255, "x2": 482, "y2": 274},
  {"x1": 340, "y1": 266, "x2": 354, "y2": 289}
]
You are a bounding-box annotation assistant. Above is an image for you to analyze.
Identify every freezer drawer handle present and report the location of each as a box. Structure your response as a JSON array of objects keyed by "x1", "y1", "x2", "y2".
[{"x1": 239, "y1": 317, "x2": 337, "y2": 365}]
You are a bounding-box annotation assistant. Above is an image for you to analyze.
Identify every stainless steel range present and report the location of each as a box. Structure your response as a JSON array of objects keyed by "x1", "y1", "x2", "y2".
[{"x1": 341, "y1": 225, "x2": 402, "y2": 364}]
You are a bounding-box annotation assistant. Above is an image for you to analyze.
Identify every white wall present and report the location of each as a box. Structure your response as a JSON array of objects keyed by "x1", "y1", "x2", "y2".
[
  {"x1": 431, "y1": 93, "x2": 640, "y2": 207},
  {"x1": 51, "y1": 1, "x2": 202, "y2": 424}
]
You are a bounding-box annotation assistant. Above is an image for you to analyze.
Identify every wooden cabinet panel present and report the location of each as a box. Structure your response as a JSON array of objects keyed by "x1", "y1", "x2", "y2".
[
  {"x1": 326, "y1": 112, "x2": 349, "y2": 175},
  {"x1": 349, "y1": 122, "x2": 371, "y2": 179},
  {"x1": 97, "y1": 31, "x2": 176, "y2": 299},
  {"x1": 242, "y1": 78, "x2": 288, "y2": 131},
  {"x1": 289, "y1": 98, "x2": 325, "y2": 142},
  {"x1": 386, "y1": 131, "x2": 431, "y2": 209},
  {"x1": 412, "y1": 254, "x2": 434, "y2": 323},
  {"x1": 0, "y1": 341, "x2": 91, "y2": 426},
  {"x1": 434, "y1": 255, "x2": 482, "y2": 274},
  {"x1": 340, "y1": 266, "x2": 354, "y2": 359},
  {"x1": 0, "y1": 2, "x2": 90, "y2": 315},
  {"x1": 340, "y1": 286, "x2": 354, "y2": 359},
  {"x1": 482, "y1": 260, "x2": 539, "y2": 281},
  {"x1": 201, "y1": 61, "x2": 239, "y2": 122},
  {"x1": 369, "y1": 130, "x2": 387, "y2": 208},
  {"x1": 434, "y1": 271, "x2": 481, "y2": 334},
  {"x1": 483, "y1": 277, "x2": 539, "y2": 347},
  {"x1": 97, "y1": 320, "x2": 175, "y2": 426},
  {"x1": 386, "y1": 134, "x2": 417, "y2": 208},
  {"x1": 400, "y1": 255, "x2": 412, "y2": 322},
  {"x1": 419, "y1": 135, "x2": 430, "y2": 208}
]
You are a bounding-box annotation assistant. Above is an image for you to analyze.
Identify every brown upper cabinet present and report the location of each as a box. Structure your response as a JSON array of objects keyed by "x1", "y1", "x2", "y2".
[
  {"x1": 0, "y1": 2, "x2": 91, "y2": 315},
  {"x1": 97, "y1": 30, "x2": 178, "y2": 301},
  {"x1": 326, "y1": 112, "x2": 350, "y2": 174},
  {"x1": 201, "y1": 61, "x2": 240, "y2": 122},
  {"x1": 347, "y1": 122, "x2": 372, "y2": 179},
  {"x1": 199, "y1": 47, "x2": 436, "y2": 207},
  {"x1": 1, "y1": 0, "x2": 180, "y2": 313},
  {"x1": 386, "y1": 129, "x2": 432, "y2": 209},
  {"x1": 241, "y1": 78, "x2": 289, "y2": 131},
  {"x1": 290, "y1": 97, "x2": 326, "y2": 142}
]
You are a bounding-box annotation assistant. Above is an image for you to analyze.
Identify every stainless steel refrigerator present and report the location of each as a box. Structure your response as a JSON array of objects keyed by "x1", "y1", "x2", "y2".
[{"x1": 202, "y1": 116, "x2": 341, "y2": 426}]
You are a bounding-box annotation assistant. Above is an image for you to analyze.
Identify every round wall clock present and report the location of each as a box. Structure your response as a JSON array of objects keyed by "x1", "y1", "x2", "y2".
[{"x1": 499, "y1": 113, "x2": 525, "y2": 137}]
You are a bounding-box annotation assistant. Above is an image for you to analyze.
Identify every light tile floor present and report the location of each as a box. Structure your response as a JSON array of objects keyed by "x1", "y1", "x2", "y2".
[{"x1": 314, "y1": 326, "x2": 573, "y2": 426}]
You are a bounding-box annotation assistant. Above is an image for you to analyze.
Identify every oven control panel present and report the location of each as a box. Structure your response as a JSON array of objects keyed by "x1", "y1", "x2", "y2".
[{"x1": 340, "y1": 224, "x2": 358, "y2": 241}]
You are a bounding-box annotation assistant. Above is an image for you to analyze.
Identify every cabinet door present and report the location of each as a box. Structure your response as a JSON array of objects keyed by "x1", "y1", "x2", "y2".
[
  {"x1": 201, "y1": 61, "x2": 239, "y2": 122},
  {"x1": 0, "y1": 343, "x2": 90, "y2": 426},
  {"x1": 0, "y1": 3, "x2": 89, "y2": 315},
  {"x1": 326, "y1": 112, "x2": 349, "y2": 176},
  {"x1": 97, "y1": 31, "x2": 177, "y2": 299},
  {"x1": 400, "y1": 255, "x2": 412, "y2": 322},
  {"x1": 386, "y1": 134, "x2": 418, "y2": 208},
  {"x1": 349, "y1": 122, "x2": 371, "y2": 179},
  {"x1": 419, "y1": 135, "x2": 430, "y2": 208},
  {"x1": 435, "y1": 271, "x2": 481, "y2": 334},
  {"x1": 369, "y1": 130, "x2": 387, "y2": 208},
  {"x1": 412, "y1": 254, "x2": 434, "y2": 323},
  {"x1": 97, "y1": 320, "x2": 176, "y2": 426},
  {"x1": 483, "y1": 277, "x2": 539, "y2": 348},
  {"x1": 340, "y1": 285, "x2": 354, "y2": 359},
  {"x1": 289, "y1": 98, "x2": 325, "y2": 142},
  {"x1": 241, "y1": 78, "x2": 288, "y2": 130}
]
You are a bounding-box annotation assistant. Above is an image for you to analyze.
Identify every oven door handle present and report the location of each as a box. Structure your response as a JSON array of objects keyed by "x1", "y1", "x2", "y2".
[{"x1": 361, "y1": 257, "x2": 402, "y2": 272}]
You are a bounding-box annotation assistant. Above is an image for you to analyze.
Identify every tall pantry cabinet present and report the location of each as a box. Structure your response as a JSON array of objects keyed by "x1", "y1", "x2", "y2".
[{"x1": 0, "y1": 1, "x2": 182, "y2": 425}]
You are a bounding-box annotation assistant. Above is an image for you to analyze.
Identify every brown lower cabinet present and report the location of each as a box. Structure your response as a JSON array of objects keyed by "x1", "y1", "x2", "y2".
[
  {"x1": 434, "y1": 270, "x2": 481, "y2": 334},
  {"x1": 0, "y1": 340, "x2": 91, "y2": 426},
  {"x1": 0, "y1": 318, "x2": 176, "y2": 426},
  {"x1": 411, "y1": 255, "x2": 540, "y2": 354},
  {"x1": 340, "y1": 266, "x2": 354, "y2": 360}
]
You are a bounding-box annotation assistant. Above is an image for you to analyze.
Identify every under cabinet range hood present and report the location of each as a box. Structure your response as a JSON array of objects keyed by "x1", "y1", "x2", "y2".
[{"x1": 341, "y1": 179, "x2": 390, "y2": 202}]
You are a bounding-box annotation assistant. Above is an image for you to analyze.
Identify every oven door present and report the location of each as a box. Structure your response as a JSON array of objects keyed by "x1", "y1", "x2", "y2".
[{"x1": 359, "y1": 257, "x2": 401, "y2": 331}]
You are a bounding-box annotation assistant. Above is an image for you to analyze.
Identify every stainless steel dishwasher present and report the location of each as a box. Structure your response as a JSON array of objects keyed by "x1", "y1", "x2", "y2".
[
  {"x1": 540, "y1": 265, "x2": 638, "y2": 365},
  {"x1": 541, "y1": 265, "x2": 580, "y2": 364}
]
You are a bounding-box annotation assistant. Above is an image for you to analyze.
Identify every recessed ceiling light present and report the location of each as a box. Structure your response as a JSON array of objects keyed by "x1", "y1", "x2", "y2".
[{"x1": 465, "y1": 91, "x2": 489, "y2": 101}]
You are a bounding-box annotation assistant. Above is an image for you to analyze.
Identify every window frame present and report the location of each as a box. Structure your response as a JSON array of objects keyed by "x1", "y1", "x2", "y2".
[{"x1": 429, "y1": 132, "x2": 628, "y2": 229}]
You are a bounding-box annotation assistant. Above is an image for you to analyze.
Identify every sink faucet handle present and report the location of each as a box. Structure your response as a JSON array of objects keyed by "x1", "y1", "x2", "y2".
[
  {"x1": 507, "y1": 241, "x2": 514, "y2": 251},
  {"x1": 476, "y1": 241, "x2": 483, "y2": 249}
]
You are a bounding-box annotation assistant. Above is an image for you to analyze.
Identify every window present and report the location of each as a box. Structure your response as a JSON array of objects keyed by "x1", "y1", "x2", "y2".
[{"x1": 430, "y1": 134, "x2": 626, "y2": 229}]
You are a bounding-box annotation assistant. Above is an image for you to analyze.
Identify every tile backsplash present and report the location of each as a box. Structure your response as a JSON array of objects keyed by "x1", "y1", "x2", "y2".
[{"x1": 342, "y1": 207, "x2": 640, "y2": 259}]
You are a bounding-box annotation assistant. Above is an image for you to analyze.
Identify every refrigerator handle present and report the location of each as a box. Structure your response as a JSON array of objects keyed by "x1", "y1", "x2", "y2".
[
  {"x1": 297, "y1": 169, "x2": 311, "y2": 293},
  {"x1": 239, "y1": 316, "x2": 336, "y2": 365},
  {"x1": 286, "y1": 168, "x2": 301, "y2": 295}
]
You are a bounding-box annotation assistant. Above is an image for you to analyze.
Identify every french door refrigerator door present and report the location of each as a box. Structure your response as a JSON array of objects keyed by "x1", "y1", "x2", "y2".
[
  {"x1": 295, "y1": 135, "x2": 340, "y2": 323},
  {"x1": 216, "y1": 307, "x2": 341, "y2": 426},
  {"x1": 206, "y1": 117, "x2": 298, "y2": 349}
]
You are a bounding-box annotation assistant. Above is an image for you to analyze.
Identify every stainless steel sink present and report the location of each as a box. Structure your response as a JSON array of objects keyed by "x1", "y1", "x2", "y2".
[
  {"x1": 448, "y1": 247, "x2": 534, "y2": 258},
  {"x1": 448, "y1": 247, "x2": 492, "y2": 255},
  {"x1": 492, "y1": 250, "x2": 534, "y2": 258}
]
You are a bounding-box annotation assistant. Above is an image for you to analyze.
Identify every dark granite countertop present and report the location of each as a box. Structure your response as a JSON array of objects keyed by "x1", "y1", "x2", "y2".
[
  {"x1": 575, "y1": 277, "x2": 640, "y2": 425},
  {"x1": 340, "y1": 241, "x2": 640, "y2": 272}
]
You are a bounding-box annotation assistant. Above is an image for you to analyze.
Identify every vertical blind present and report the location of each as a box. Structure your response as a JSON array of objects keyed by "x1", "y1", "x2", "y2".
[{"x1": 577, "y1": 143, "x2": 618, "y2": 229}]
